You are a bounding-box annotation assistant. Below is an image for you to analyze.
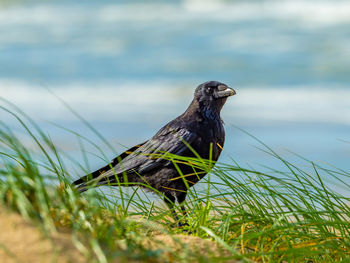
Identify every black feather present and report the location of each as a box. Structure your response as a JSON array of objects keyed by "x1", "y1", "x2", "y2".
[{"x1": 72, "y1": 142, "x2": 146, "y2": 187}]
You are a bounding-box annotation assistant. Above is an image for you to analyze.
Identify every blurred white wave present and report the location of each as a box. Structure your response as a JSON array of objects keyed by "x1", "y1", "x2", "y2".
[
  {"x1": 1, "y1": 1, "x2": 350, "y2": 27},
  {"x1": 184, "y1": 0, "x2": 350, "y2": 26},
  {"x1": 227, "y1": 86, "x2": 350, "y2": 125},
  {"x1": 1, "y1": 0, "x2": 349, "y2": 62},
  {"x1": 1, "y1": 79, "x2": 349, "y2": 126}
]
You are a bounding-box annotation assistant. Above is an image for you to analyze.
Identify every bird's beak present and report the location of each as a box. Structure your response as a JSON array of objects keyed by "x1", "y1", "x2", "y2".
[{"x1": 215, "y1": 85, "x2": 236, "y2": 99}]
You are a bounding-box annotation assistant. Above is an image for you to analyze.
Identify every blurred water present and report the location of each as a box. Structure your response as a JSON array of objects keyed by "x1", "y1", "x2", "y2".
[{"x1": 0, "y1": 0, "x2": 349, "y2": 191}]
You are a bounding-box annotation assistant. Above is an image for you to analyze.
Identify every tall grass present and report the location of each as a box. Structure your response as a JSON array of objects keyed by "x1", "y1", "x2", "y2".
[{"x1": 0, "y1": 104, "x2": 349, "y2": 262}]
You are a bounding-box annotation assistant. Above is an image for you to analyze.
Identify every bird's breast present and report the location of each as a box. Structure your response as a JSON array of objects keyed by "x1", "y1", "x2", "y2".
[{"x1": 191, "y1": 120, "x2": 225, "y2": 162}]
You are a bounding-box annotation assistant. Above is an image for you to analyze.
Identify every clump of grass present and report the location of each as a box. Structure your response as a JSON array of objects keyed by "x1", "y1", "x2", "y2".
[{"x1": 0, "y1": 104, "x2": 349, "y2": 262}]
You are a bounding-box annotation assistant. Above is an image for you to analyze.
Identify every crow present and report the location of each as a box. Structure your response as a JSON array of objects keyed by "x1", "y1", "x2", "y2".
[{"x1": 73, "y1": 81, "x2": 235, "y2": 225}]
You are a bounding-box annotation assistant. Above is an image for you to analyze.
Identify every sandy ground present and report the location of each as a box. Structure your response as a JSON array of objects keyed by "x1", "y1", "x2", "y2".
[
  {"x1": 0, "y1": 206, "x2": 85, "y2": 263},
  {"x1": 0, "y1": 207, "x2": 241, "y2": 263},
  {"x1": 143, "y1": 232, "x2": 243, "y2": 262}
]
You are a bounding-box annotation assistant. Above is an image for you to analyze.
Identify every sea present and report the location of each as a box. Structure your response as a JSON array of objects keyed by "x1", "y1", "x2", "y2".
[{"x1": 0, "y1": 0, "x2": 349, "y2": 195}]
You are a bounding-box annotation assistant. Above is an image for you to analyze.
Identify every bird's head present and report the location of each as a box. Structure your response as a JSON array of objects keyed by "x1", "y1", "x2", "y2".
[{"x1": 194, "y1": 81, "x2": 236, "y2": 116}]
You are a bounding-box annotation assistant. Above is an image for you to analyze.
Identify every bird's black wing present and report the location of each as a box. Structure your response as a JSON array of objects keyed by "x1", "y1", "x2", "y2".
[
  {"x1": 138, "y1": 126, "x2": 198, "y2": 172},
  {"x1": 73, "y1": 125, "x2": 197, "y2": 189}
]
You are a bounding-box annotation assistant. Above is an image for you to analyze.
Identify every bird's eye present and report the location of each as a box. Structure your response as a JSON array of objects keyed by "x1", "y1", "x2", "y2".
[{"x1": 206, "y1": 87, "x2": 213, "y2": 94}]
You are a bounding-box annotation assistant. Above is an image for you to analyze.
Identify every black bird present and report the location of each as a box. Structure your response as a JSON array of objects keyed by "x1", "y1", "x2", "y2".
[{"x1": 73, "y1": 81, "x2": 235, "y2": 225}]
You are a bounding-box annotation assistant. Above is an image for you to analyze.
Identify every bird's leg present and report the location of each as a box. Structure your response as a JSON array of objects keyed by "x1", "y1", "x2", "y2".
[
  {"x1": 163, "y1": 193, "x2": 180, "y2": 223},
  {"x1": 176, "y1": 192, "x2": 189, "y2": 227}
]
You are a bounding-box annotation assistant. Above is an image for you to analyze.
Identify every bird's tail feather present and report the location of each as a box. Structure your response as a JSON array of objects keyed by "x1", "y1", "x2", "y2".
[
  {"x1": 72, "y1": 142, "x2": 147, "y2": 192},
  {"x1": 72, "y1": 161, "x2": 120, "y2": 192},
  {"x1": 74, "y1": 180, "x2": 110, "y2": 193},
  {"x1": 73, "y1": 162, "x2": 115, "y2": 187},
  {"x1": 73, "y1": 174, "x2": 117, "y2": 192}
]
